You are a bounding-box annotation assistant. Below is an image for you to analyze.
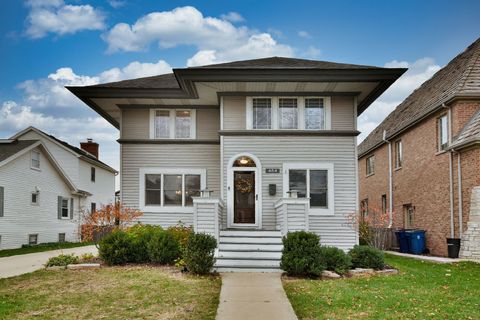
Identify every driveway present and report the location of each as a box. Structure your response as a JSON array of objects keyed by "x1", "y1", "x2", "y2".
[{"x1": 0, "y1": 245, "x2": 98, "y2": 279}]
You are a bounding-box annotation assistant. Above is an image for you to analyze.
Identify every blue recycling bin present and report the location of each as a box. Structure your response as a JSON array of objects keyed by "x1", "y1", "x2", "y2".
[
  {"x1": 407, "y1": 230, "x2": 426, "y2": 254},
  {"x1": 395, "y1": 230, "x2": 410, "y2": 253}
]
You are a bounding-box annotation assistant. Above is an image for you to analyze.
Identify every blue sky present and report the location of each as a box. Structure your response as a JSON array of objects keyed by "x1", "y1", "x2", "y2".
[{"x1": 1, "y1": 0, "x2": 479, "y2": 180}]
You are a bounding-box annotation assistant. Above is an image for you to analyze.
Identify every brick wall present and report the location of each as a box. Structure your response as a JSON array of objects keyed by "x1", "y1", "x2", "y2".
[{"x1": 358, "y1": 100, "x2": 480, "y2": 256}]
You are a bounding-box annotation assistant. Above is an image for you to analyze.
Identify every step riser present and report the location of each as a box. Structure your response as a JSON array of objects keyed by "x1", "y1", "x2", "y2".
[
  {"x1": 216, "y1": 259, "x2": 280, "y2": 267},
  {"x1": 215, "y1": 268, "x2": 282, "y2": 273},
  {"x1": 219, "y1": 243, "x2": 283, "y2": 251},
  {"x1": 220, "y1": 231, "x2": 282, "y2": 237},
  {"x1": 217, "y1": 251, "x2": 282, "y2": 259},
  {"x1": 219, "y1": 237, "x2": 282, "y2": 244}
]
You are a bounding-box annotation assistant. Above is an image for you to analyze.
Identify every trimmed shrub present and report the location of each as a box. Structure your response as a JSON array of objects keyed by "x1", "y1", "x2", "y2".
[
  {"x1": 128, "y1": 224, "x2": 163, "y2": 263},
  {"x1": 280, "y1": 231, "x2": 325, "y2": 277},
  {"x1": 167, "y1": 224, "x2": 193, "y2": 254},
  {"x1": 147, "y1": 230, "x2": 180, "y2": 264},
  {"x1": 319, "y1": 246, "x2": 352, "y2": 275},
  {"x1": 98, "y1": 230, "x2": 133, "y2": 265},
  {"x1": 45, "y1": 254, "x2": 79, "y2": 267},
  {"x1": 184, "y1": 233, "x2": 217, "y2": 275},
  {"x1": 348, "y1": 245, "x2": 385, "y2": 270}
]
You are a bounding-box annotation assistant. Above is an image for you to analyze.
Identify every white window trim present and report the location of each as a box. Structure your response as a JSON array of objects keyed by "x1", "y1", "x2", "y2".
[
  {"x1": 30, "y1": 150, "x2": 40, "y2": 171},
  {"x1": 139, "y1": 168, "x2": 206, "y2": 213},
  {"x1": 31, "y1": 192, "x2": 39, "y2": 206},
  {"x1": 60, "y1": 197, "x2": 70, "y2": 219},
  {"x1": 246, "y1": 97, "x2": 331, "y2": 130},
  {"x1": 149, "y1": 109, "x2": 196, "y2": 139},
  {"x1": 283, "y1": 162, "x2": 335, "y2": 216}
]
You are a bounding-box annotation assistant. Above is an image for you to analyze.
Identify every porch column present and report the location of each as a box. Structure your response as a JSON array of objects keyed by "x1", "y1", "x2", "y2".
[
  {"x1": 274, "y1": 198, "x2": 310, "y2": 235},
  {"x1": 192, "y1": 197, "x2": 224, "y2": 241}
]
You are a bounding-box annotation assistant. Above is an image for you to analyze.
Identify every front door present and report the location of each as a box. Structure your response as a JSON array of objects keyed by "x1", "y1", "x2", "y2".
[{"x1": 233, "y1": 170, "x2": 256, "y2": 224}]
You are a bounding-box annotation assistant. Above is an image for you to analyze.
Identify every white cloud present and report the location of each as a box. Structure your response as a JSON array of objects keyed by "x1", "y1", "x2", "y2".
[
  {"x1": 358, "y1": 57, "x2": 441, "y2": 142},
  {"x1": 103, "y1": 6, "x2": 293, "y2": 64},
  {"x1": 220, "y1": 12, "x2": 245, "y2": 23},
  {"x1": 107, "y1": 0, "x2": 126, "y2": 8},
  {"x1": 25, "y1": 0, "x2": 106, "y2": 38},
  {"x1": 303, "y1": 46, "x2": 321, "y2": 59},
  {"x1": 298, "y1": 30, "x2": 311, "y2": 39}
]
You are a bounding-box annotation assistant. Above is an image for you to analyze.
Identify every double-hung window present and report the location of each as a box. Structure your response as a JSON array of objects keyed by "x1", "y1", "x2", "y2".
[
  {"x1": 140, "y1": 168, "x2": 206, "y2": 212},
  {"x1": 151, "y1": 109, "x2": 196, "y2": 139},
  {"x1": 283, "y1": 163, "x2": 334, "y2": 215},
  {"x1": 61, "y1": 198, "x2": 69, "y2": 218},
  {"x1": 438, "y1": 114, "x2": 448, "y2": 151},
  {"x1": 31, "y1": 150, "x2": 40, "y2": 169},
  {"x1": 395, "y1": 140, "x2": 403, "y2": 168},
  {"x1": 366, "y1": 156, "x2": 375, "y2": 176},
  {"x1": 248, "y1": 97, "x2": 329, "y2": 130}
]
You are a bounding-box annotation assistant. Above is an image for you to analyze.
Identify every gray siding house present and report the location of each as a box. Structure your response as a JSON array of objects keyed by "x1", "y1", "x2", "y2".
[{"x1": 68, "y1": 57, "x2": 405, "y2": 270}]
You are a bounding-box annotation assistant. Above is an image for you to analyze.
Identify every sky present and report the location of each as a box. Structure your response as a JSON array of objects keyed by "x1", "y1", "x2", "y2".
[{"x1": 1, "y1": 0, "x2": 479, "y2": 189}]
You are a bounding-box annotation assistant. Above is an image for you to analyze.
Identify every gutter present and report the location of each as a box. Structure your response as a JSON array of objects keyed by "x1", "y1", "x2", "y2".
[{"x1": 383, "y1": 130, "x2": 393, "y2": 227}]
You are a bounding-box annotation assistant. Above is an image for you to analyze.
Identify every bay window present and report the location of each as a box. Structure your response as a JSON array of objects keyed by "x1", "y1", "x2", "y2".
[
  {"x1": 247, "y1": 97, "x2": 330, "y2": 130},
  {"x1": 283, "y1": 163, "x2": 334, "y2": 215},
  {"x1": 151, "y1": 109, "x2": 196, "y2": 139},
  {"x1": 140, "y1": 168, "x2": 206, "y2": 212}
]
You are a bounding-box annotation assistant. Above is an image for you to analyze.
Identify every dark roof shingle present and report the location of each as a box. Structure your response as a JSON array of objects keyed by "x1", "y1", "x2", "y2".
[
  {"x1": 0, "y1": 140, "x2": 38, "y2": 163},
  {"x1": 358, "y1": 38, "x2": 480, "y2": 157},
  {"x1": 451, "y1": 109, "x2": 480, "y2": 147}
]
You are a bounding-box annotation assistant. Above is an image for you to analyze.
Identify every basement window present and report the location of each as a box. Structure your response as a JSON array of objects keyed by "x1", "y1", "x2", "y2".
[{"x1": 28, "y1": 234, "x2": 38, "y2": 245}]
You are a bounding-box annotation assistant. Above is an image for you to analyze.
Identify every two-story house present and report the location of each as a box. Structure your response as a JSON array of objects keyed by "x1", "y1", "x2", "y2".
[
  {"x1": 68, "y1": 57, "x2": 405, "y2": 270},
  {"x1": 358, "y1": 38, "x2": 480, "y2": 258},
  {"x1": 0, "y1": 127, "x2": 117, "y2": 249}
]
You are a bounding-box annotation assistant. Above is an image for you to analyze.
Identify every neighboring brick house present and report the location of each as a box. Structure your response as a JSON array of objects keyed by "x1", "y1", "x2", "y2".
[{"x1": 358, "y1": 38, "x2": 480, "y2": 257}]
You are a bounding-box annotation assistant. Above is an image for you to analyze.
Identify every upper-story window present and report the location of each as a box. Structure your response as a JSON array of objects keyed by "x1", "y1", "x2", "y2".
[
  {"x1": 438, "y1": 114, "x2": 448, "y2": 151},
  {"x1": 150, "y1": 109, "x2": 196, "y2": 139},
  {"x1": 366, "y1": 155, "x2": 375, "y2": 176},
  {"x1": 91, "y1": 167, "x2": 96, "y2": 182},
  {"x1": 31, "y1": 150, "x2": 40, "y2": 169},
  {"x1": 395, "y1": 140, "x2": 403, "y2": 168},
  {"x1": 247, "y1": 97, "x2": 330, "y2": 130}
]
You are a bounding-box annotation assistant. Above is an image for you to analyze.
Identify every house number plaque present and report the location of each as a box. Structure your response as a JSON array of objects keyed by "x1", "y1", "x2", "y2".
[{"x1": 265, "y1": 168, "x2": 280, "y2": 174}]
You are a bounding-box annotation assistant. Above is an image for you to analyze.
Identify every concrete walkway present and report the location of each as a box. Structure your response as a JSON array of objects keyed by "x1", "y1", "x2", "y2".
[
  {"x1": 386, "y1": 250, "x2": 478, "y2": 263},
  {"x1": 216, "y1": 272, "x2": 297, "y2": 320},
  {"x1": 0, "y1": 245, "x2": 98, "y2": 279}
]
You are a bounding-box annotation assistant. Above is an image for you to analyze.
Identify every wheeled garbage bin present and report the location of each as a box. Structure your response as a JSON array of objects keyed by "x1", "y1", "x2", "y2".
[
  {"x1": 407, "y1": 230, "x2": 426, "y2": 254},
  {"x1": 395, "y1": 230, "x2": 410, "y2": 253}
]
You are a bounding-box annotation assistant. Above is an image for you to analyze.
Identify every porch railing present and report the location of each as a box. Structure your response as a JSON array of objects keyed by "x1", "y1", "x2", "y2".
[
  {"x1": 274, "y1": 198, "x2": 309, "y2": 236},
  {"x1": 192, "y1": 197, "x2": 224, "y2": 241}
]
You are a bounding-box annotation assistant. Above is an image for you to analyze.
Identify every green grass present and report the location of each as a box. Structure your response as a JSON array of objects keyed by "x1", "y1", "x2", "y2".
[
  {"x1": 283, "y1": 254, "x2": 480, "y2": 319},
  {"x1": 0, "y1": 242, "x2": 93, "y2": 258},
  {"x1": 0, "y1": 266, "x2": 221, "y2": 319}
]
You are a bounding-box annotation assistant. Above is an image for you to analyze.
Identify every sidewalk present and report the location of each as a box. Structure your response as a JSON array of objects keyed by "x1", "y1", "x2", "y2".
[
  {"x1": 216, "y1": 272, "x2": 297, "y2": 320},
  {"x1": 386, "y1": 250, "x2": 478, "y2": 263},
  {"x1": 0, "y1": 245, "x2": 98, "y2": 279}
]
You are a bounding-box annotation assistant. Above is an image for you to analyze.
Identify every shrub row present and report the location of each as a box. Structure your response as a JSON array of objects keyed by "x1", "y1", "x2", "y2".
[
  {"x1": 98, "y1": 224, "x2": 217, "y2": 274},
  {"x1": 280, "y1": 231, "x2": 384, "y2": 277}
]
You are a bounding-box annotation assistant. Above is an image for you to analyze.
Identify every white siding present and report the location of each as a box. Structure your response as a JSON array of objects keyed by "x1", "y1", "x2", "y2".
[
  {"x1": 0, "y1": 149, "x2": 80, "y2": 249},
  {"x1": 121, "y1": 144, "x2": 220, "y2": 227},
  {"x1": 331, "y1": 96, "x2": 355, "y2": 130},
  {"x1": 223, "y1": 97, "x2": 246, "y2": 130},
  {"x1": 222, "y1": 136, "x2": 357, "y2": 250}
]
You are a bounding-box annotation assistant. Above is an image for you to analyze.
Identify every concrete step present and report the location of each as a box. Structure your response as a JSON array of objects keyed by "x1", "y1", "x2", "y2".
[
  {"x1": 216, "y1": 259, "x2": 280, "y2": 267},
  {"x1": 219, "y1": 237, "x2": 282, "y2": 244},
  {"x1": 217, "y1": 251, "x2": 282, "y2": 259},
  {"x1": 216, "y1": 267, "x2": 282, "y2": 273},
  {"x1": 218, "y1": 243, "x2": 283, "y2": 251},
  {"x1": 220, "y1": 230, "x2": 282, "y2": 237}
]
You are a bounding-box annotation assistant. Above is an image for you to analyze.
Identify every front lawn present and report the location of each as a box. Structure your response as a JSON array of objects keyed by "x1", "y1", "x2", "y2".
[
  {"x1": 283, "y1": 254, "x2": 480, "y2": 319},
  {"x1": 0, "y1": 242, "x2": 93, "y2": 258},
  {"x1": 0, "y1": 266, "x2": 221, "y2": 319}
]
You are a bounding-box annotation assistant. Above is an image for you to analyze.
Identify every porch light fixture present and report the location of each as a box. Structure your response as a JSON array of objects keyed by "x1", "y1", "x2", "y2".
[{"x1": 239, "y1": 158, "x2": 249, "y2": 165}]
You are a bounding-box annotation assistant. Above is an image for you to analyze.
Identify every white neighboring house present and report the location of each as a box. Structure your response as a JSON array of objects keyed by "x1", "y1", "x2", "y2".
[{"x1": 0, "y1": 127, "x2": 117, "y2": 249}]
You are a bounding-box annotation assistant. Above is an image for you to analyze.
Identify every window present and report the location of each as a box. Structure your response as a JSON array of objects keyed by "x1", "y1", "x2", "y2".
[
  {"x1": 58, "y1": 233, "x2": 66, "y2": 242},
  {"x1": 91, "y1": 202, "x2": 96, "y2": 213},
  {"x1": 394, "y1": 140, "x2": 403, "y2": 168},
  {"x1": 31, "y1": 192, "x2": 39, "y2": 205},
  {"x1": 381, "y1": 194, "x2": 387, "y2": 214},
  {"x1": 404, "y1": 204, "x2": 414, "y2": 228},
  {"x1": 438, "y1": 114, "x2": 448, "y2": 151},
  {"x1": 151, "y1": 109, "x2": 196, "y2": 139},
  {"x1": 366, "y1": 156, "x2": 375, "y2": 176},
  {"x1": 360, "y1": 199, "x2": 369, "y2": 220},
  {"x1": 31, "y1": 150, "x2": 40, "y2": 169},
  {"x1": 278, "y1": 98, "x2": 298, "y2": 129},
  {"x1": 140, "y1": 169, "x2": 206, "y2": 212},
  {"x1": 61, "y1": 198, "x2": 69, "y2": 218},
  {"x1": 304, "y1": 98, "x2": 325, "y2": 129},
  {"x1": 253, "y1": 98, "x2": 272, "y2": 129},
  {"x1": 283, "y1": 163, "x2": 334, "y2": 215},
  {"x1": 91, "y1": 167, "x2": 96, "y2": 182},
  {"x1": 28, "y1": 234, "x2": 38, "y2": 245}
]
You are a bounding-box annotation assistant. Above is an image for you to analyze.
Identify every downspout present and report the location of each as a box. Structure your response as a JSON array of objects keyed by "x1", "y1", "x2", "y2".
[
  {"x1": 383, "y1": 130, "x2": 393, "y2": 227},
  {"x1": 457, "y1": 151, "x2": 463, "y2": 239}
]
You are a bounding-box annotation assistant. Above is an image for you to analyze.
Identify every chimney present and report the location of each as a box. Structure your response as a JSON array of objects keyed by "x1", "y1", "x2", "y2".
[{"x1": 80, "y1": 138, "x2": 99, "y2": 159}]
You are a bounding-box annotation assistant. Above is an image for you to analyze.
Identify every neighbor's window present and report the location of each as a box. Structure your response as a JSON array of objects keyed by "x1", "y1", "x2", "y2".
[
  {"x1": 253, "y1": 98, "x2": 272, "y2": 129},
  {"x1": 278, "y1": 98, "x2": 298, "y2": 129},
  {"x1": 61, "y1": 198, "x2": 69, "y2": 218},
  {"x1": 91, "y1": 202, "x2": 96, "y2": 213},
  {"x1": 360, "y1": 199, "x2": 369, "y2": 220},
  {"x1": 304, "y1": 98, "x2": 325, "y2": 129},
  {"x1": 58, "y1": 233, "x2": 66, "y2": 243},
  {"x1": 28, "y1": 234, "x2": 38, "y2": 245},
  {"x1": 366, "y1": 156, "x2": 375, "y2": 176},
  {"x1": 31, "y1": 150, "x2": 40, "y2": 169},
  {"x1": 395, "y1": 140, "x2": 403, "y2": 168},
  {"x1": 31, "y1": 192, "x2": 39, "y2": 205},
  {"x1": 91, "y1": 167, "x2": 96, "y2": 182},
  {"x1": 285, "y1": 163, "x2": 334, "y2": 214},
  {"x1": 404, "y1": 204, "x2": 414, "y2": 228},
  {"x1": 382, "y1": 194, "x2": 387, "y2": 214},
  {"x1": 144, "y1": 171, "x2": 203, "y2": 208},
  {"x1": 438, "y1": 114, "x2": 448, "y2": 151},
  {"x1": 153, "y1": 109, "x2": 195, "y2": 139}
]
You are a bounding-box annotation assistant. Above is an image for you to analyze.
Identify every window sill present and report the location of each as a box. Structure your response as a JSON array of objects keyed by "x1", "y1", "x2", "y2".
[
  {"x1": 435, "y1": 150, "x2": 448, "y2": 156},
  {"x1": 366, "y1": 173, "x2": 375, "y2": 178},
  {"x1": 30, "y1": 167, "x2": 41, "y2": 172},
  {"x1": 394, "y1": 166, "x2": 402, "y2": 171},
  {"x1": 140, "y1": 206, "x2": 195, "y2": 214}
]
